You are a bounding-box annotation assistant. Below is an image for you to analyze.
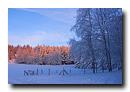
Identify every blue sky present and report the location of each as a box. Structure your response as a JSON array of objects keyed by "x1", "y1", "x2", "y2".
[{"x1": 8, "y1": 8, "x2": 78, "y2": 47}]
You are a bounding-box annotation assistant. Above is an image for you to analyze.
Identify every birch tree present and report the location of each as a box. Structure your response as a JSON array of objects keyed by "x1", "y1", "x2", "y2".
[
  {"x1": 69, "y1": 8, "x2": 97, "y2": 73},
  {"x1": 69, "y1": 8, "x2": 122, "y2": 73}
]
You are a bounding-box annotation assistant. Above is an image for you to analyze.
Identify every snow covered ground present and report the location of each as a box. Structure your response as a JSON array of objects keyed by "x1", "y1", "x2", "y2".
[{"x1": 8, "y1": 63, "x2": 122, "y2": 84}]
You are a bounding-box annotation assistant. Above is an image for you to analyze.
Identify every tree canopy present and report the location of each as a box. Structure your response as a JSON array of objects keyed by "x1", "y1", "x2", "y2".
[{"x1": 8, "y1": 44, "x2": 74, "y2": 65}]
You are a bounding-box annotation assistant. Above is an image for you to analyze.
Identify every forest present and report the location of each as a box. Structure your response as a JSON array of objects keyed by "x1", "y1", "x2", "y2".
[
  {"x1": 68, "y1": 8, "x2": 122, "y2": 73},
  {"x1": 8, "y1": 44, "x2": 74, "y2": 65}
]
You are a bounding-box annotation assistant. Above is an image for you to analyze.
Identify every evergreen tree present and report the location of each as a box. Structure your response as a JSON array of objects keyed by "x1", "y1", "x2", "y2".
[{"x1": 8, "y1": 44, "x2": 72, "y2": 65}]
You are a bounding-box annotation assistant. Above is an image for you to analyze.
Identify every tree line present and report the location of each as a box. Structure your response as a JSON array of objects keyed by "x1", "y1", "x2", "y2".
[
  {"x1": 8, "y1": 44, "x2": 75, "y2": 65},
  {"x1": 69, "y1": 8, "x2": 122, "y2": 73}
]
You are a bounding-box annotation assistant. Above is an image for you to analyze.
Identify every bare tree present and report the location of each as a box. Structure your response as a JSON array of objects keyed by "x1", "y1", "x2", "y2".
[
  {"x1": 53, "y1": 52, "x2": 62, "y2": 65},
  {"x1": 69, "y1": 8, "x2": 122, "y2": 73}
]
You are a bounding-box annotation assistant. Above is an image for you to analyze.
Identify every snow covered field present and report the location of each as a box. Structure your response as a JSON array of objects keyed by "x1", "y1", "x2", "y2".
[{"x1": 8, "y1": 63, "x2": 122, "y2": 84}]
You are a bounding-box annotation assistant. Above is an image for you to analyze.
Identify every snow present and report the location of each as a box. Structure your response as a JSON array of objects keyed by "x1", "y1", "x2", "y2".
[{"x1": 8, "y1": 63, "x2": 122, "y2": 84}]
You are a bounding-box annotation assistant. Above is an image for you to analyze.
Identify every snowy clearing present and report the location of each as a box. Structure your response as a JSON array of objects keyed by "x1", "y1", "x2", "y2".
[{"x1": 8, "y1": 63, "x2": 122, "y2": 84}]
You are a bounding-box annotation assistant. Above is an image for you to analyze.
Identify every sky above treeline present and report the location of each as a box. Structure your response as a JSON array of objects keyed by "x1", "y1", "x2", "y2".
[{"x1": 8, "y1": 8, "x2": 78, "y2": 47}]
